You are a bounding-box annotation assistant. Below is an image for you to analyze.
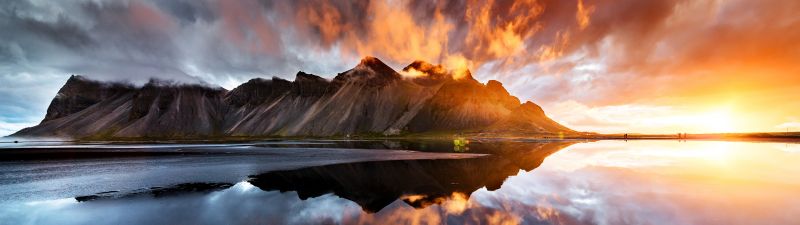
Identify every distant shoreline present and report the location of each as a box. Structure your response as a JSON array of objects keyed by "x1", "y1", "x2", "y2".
[
  {"x1": 570, "y1": 132, "x2": 800, "y2": 143},
  {"x1": 3, "y1": 132, "x2": 800, "y2": 144}
]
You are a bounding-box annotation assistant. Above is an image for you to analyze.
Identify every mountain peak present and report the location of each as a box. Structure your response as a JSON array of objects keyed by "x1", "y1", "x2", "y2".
[
  {"x1": 355, "y1": 56, "x2": 397, "y2": 75},
  {"x1": 225, "y1": 77, "x2": 292, "y2": 107},
  {"x1": 331, "y1": 56, "x2": 400, "y2": 87},
  {"x1": 295, "y1": 71, "x2": 327, "y2": 82},
  {"x1": 519, "y1": 101, "x2": 545, "y2": 116},
  {"x1": 41, "y1": 75, "x2": 135, "y2": 123},
  {"x1": 486, "y1": 80, "x2": 509, "y2": 95},
  {"x1": 357, "y1": 56, "x2": 389, "y2": 67},
  {"x1": 359, "y1": 56, "x2": 380, "y2": 64},
  {"x1": 271, "y1": 76, "x2": 289, "y2": 82},
  {"x1": 61, "y1": 75, "x2": 100, "y2": 89},
  {"x1": 293, "y1": 71, "x2": 329, "y2": 97},
  {"x1": 67, "y1": 74, "x2": 88, "y2": 82}
]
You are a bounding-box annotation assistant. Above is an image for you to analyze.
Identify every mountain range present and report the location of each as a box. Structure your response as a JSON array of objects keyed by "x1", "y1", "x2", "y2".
[{"x1": 11, "y1": 57, "x2": 573, "y2": 139}]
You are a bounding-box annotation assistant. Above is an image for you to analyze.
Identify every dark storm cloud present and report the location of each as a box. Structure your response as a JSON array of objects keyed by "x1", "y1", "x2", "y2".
[
  {"x1": 16, "y1": 15, "x2": 94, "y2": 49},
  {"x1": 152, "y1": 0, "x2": 216, "y2": 24}
]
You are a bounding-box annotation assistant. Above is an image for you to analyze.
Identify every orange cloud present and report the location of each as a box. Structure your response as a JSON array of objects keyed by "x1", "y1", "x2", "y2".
[
  {"x1": 297, "y1": 1, "x2": 344, "y2": 47},
  {"x1": 360, "y1": 0, "x2": 451, "y2": 62},
  {"x1": 575, "y1": 0, "x2": 594, "y2": 30},
  {"x1": 217, "y1": 0, "x2": 281, "y2": 55},
  {"x1": 128, "y1": 2, "x2": 175, "y2": 32},
  {"x1": 463, "y1": 0, "x2": 544, "y2": 62}
]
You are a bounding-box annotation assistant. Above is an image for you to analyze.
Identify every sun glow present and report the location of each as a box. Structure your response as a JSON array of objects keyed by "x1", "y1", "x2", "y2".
[
  {"x1": 549, "y1": 101, "x2": 753, "y2": 134},
  {"x1": 693, "y1": 108, "x2": 736, "y2": 133}
]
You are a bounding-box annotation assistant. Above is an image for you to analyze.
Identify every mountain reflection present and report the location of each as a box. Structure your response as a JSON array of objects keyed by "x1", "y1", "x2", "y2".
[{"x1": 248, "y1": 141, "x2": 575, "y2": 213}]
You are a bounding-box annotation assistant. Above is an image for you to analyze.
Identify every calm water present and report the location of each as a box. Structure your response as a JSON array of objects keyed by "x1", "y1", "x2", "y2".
[{"x1": 0, "y1": 140, "x2": 799, "y2": 225}]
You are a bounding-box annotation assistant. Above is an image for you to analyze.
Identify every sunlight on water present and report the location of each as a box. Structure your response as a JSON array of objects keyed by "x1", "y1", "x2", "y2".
[
  {"x1": 546, "y1": 141, "x2": 800, "y2": 186},
  {"x1": 486, "y1": 140, "x2": 800, "y2": 225}
]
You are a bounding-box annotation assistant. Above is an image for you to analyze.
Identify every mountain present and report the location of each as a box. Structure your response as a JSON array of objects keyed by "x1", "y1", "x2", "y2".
[{"x1": 11, "y1": 57, "x2": 573, "y2": 139}]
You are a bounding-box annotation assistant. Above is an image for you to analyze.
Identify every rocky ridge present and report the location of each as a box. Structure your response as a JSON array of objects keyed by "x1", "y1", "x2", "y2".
[{"x1": 12, "y1": 57, "x2": 573, "y2": 139}]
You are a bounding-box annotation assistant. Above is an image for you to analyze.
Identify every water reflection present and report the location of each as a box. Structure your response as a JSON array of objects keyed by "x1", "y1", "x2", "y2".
[
  {"x1": 248, "y1": 151, "x2": 557, "y2": 213},
  {"x1": 2, "y1": 140, "x2": 799, "y2": 225}
]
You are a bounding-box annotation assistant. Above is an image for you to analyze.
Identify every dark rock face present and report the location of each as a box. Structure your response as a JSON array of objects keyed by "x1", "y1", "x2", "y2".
[
  {"x1": 485, "y1": 101, "x2": 572, "y2": 134},
  {"x1": 292, "y1": 72, "x2": 330, "y2": 97},
  {"x1": 118, "y1": 80, "x2": 228, "y2": 137},
  {"x1": 42, "y1": 75, "x2": 135, "y2": 122},
  {"x1": 224, "y1": 77, "x2": 291, "y2": 107},
  {"x1": 12, "y1": 57, "x2": 573, "y2": 138},
  {"x1": 405, "y1": 77, "x2": 522, "y2": 132}
]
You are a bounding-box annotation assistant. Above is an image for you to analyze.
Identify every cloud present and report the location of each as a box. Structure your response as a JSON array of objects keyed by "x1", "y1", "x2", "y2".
[{"x1": 2, "y1": 0, "x2": 800, "y2": 133}]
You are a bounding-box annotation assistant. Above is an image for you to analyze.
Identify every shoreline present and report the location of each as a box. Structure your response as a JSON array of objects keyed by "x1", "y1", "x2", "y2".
[{"x1": 4, "y1": 132, "x2": 800, "y2": 145}]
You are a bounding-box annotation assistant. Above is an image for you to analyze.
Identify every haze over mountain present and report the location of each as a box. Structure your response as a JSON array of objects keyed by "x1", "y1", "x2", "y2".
[{"x1": 11, "y1": 57, "x2": 572, "y2": 139}]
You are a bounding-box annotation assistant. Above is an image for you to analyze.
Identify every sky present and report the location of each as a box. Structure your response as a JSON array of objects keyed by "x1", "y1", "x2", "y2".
[{"x1": 1, "y1": 0, "x2": 799, "y2": 136}]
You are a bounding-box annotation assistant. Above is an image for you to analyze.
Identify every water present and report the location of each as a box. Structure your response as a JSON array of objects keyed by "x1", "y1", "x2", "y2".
[{"x1": 0, "y1": 140, "x2": 798, "y2": 225}]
